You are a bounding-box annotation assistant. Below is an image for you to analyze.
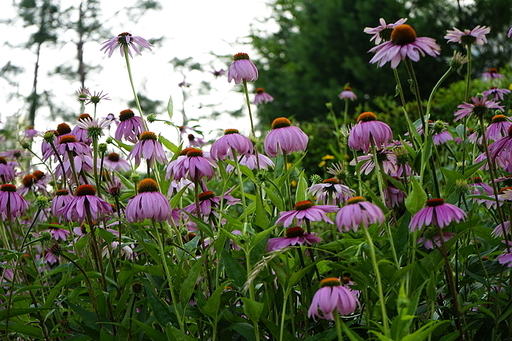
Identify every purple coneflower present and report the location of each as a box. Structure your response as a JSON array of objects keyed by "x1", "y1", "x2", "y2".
[
  {"x1": 183, "y1": 188, "x2": 240, "y2": 217},
  {"x1": 173, "y1": 148, "x2": 216, "y2": 182},
  {"x1": 228, "y1": 53, "x2": 258, "y2": 84},
  {"x1": 264, "y1": 117, "x2": 309, "y2": 157},
  {"x1": 210, "y1": 129, "x2": 254, "y2": 160},
  {"x1": 384, "y1": 180, "x2": 407, "y2": 209},
  {"x1": 335, "y1": 196, "x2": 384, "y2": 232},
  {"x1": 0, "y1": 157, "x2": 15, "y2": 183},
  {"x1": 58, "y1": 185, "x2": 113, "y2": 223},
  {"x1": 492, "y1": 221, "x2": 510, "y2": 238},
  {"x1": 445, "y1": 25, "x2": 490, "y2": 45},
  {"x1": 277, "y1": 200, "x2": 338, "y2": 227},
  {"x1": 115, "y1": 109, "x2": 144, "y2": 144},
  {"x1": 24, "y1": 126, "x2": 39, "y2": 139},
  {"x1": 467, "y1": 177, "x2": 496, "y2": 208},
  {"x1": 338, "y1": 86, "x2": 357, "y2": 101},
  {"x1": 101, "y1": 32, "x2": 154, "y2": 58},
  {"x1": 308, "y1": 277, "x2": 359, "y2": 320},
  {"x1": 508, "y1": 27, "x2": 512, "y2": 38},
  {"x1": 51, "y1": 189, "x2": 74, "y2": 219},
  {"x1": 482, "y1": 68, "x2": 504, "y2": 80},
  {"x1": 454, "y1": 96, "x2": 504, "y2": 121},
  {"x1": 104, "y1": 152, "x2": 131, "y2": 172},
  {"x1": 187, "y1": 134, "x2": 206, "y2": 148},
  {"x1": 225, "y1": 152, "x2": 275, "y2": 172},
  {"x1": 369, "y1": 24, "x2": 440, "y2": 68},
  {"x1": 363, "y1": 17, "x2": 408, "y2": 45},
  {"x1": 348, "y1": 112, "x2": 393, "y2": 153},
  {"x1": 76, "y1": 87, "x2": 91, "y2": 101},
  {"x1": 417, "y1": 228, "x2": 456, "y2": 249},
  {"x1": 486, "y1": 115, "x2": 512, "y2": 141},
  {"x1": 45, "y1": 223, "x2": 71, "y2": 241},
  {"x1": 211, "y1": 69, "x2": 226, "y2": 77},
  {"x1": 496, "y1": 241, "x2": 512, "y2": 267},
  {"x1": 76, "y1": 115, "x2": 111, "y2": 139},
  {"x1": 57, "y1": 135, "x2": 92, "y2": 159},
  {"x1": 409, "y1": 198, "x2": 466, "y2": 231},
  {"x1": 267, "y1": 226, "x2": 321, "y2": 252},
  {"x1": 350, "y1": 150, "x2": 399, "y2": 175},
  {"x1": 485, "y1": 126, "x2": 512, "y2": 169},
  {"x1": 128, "y1": 131, "x2": 167, "y2": 168},
  {"x1": 125, "y1": 178, "x2": 171, "y2": 223},
  {"x1": 482, "y1": 87, "x2": 511, "y2": 102},
  {"x1": 84, "y1": 90, "x2": 110, "y2": 105},
  {"x1": 307, "y1": 178, "x2": 354, "y2": 205},
  {"x1": 253, "y1": 87, "x2": 274, "y2": 104},
  {"x1": 17, "y1": 174, "x2": 38, "y2": 197},
  {"x1": 0, "y1": 184, "x2": 29, "y2": 220}
]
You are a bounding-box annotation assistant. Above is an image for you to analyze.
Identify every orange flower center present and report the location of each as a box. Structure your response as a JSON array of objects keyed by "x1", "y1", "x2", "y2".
[
  {"x1": 198, "y1": 191, "x2": 215, "y2": 201},
  {"x1": 271, "y1": 117, "x2": 292, "y2": 129},
  {"x1": 56, "y1": 123, "x2": 71, "y2": 136},
  {"x1": 492, "y1": 114, "x2": 508, "y2": 123},
  {"x1": 119, "y1": 109, "x2": 135, "y2": 122},
  {"x1": 0, "y1": 157, "x2": 6, "y2": 165},
  {"x1": 55, "y1": 189, "x2": 69, "y2": 196},
  {"x1": 75, "y1": 184, "x2": 96, "y2": 197},
  {"x1": 319, "y1": 277, "x2": 342, "y2": 288},
  {"x1": 139, "y1": 132, "x2": 157, "y2": 141},
  {"x1": 59, "y1": 135, "x2": 78, "y2": 144},
  {"x1": 233, "y1": 52, "x2": 250, "y2": 61},
  {"x1": 356, "y1": 112, "x2": 377, "y2": 122},
  {"x1": 285, "y1": 226, "x2": 305, "y2": 238},
  {"x1": 255, "y1": 87, "x2": 265, "y2": 94},
  {"x1": 426, "y1": 198, "x2": 444, "y2": 207},
  {"x1": 1, "y1": 184, "x2": 17, "y2": 192},
  {"x1": 78, "y1": 113, "x2": 91, "y2": 121},
  {"x1": 32, "y1": 170, "x2": 45, "y2": 180},
  {"x1": 107, "y1": 152, "x2": 120, "y2": 162},
  {"x1": 347, "y1": 196, "x2": 365, "y2": 205},
  {"x1": 186, "y1": 149, "x2": 203, "y2": 157},
  {"x1": 224, "y1": 129, "x2": 240, "y2": 135},
  {"x1": 322, "y1": 177, "x2": 340, "y2": 184},
  {"x1": 294, "y1": 200, "x2": 313, "y2": 210},
  {"x1": 179, "y1": 147, "x2": 196, "y2": 156},
  {"x1": 391, "y1": 24, "x2": 417, "y2": 45},
  {"x1": 137, "y1": 178, "x2": 159, "y2": 193}
]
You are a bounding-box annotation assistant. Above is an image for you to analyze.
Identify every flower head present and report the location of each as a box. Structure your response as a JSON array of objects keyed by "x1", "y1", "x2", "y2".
[
  {"x1": 104, "y1": 152, "x2": 131, "y2": 172},
  {"x1": 445, "y1": 26, "x2": 490, "y2": 45},
  {"x1": 335, "y1": 196, "x2": 384, "y2": 232},
  {"x1": 338, "y1": 86, "x2": 357, "y2": 101},
  {"x1": 84, "y1": 90, "x2": 110, "y2": 105},
  {"x1": 227, "y1": 53, "x2": 258, "y2": 84},
  {"x1": 115, "y1": 109, "x2": 144, "y2": 144},
  {"x1": 307, "y1": 178, "x2": 355, "y2": 205},
  {"x1": 364, "y1": 18, "x2": 408, "y2": 45},
  {"x1": 264, "y1": 117, "x2": 309, "y2": 157},
  {"x1": 409, "y1": 198, "x2": 466, "y2": 231},
  {"x1": 253, "y1": 87, "x2": 274, "y2": 104},
  {"x1": 125, "y1": 178, "x2": 171, "y2": 223},
  {"x1": 128, "y1": 131, "x2": 168, "y2": 168},
  {"x1": 276, "y1": 200, "x2": 338, "y2": 227},
  {"x1": 210, "y1": 129, "x2": 254, "y2": 160},
  {"x1": 369, "y1": 24, "x2": 441, "y2": 68},
  {"x1": 486, "y1": 115, "x2": 512, "y2": 141},
  {"x1": 100, "y1": 32, "x2": 154, "y2": 58},
  {"x1": 308, "y1": 277, "x2": 359, "y2": 320},
  {"x1": 173, "y1": 149, "x2": 216, "y2": 182},
  {"x1": 267, "y1": 226, "x2": 321, "y2": 252},
  {"x1": 348, "y1": 112, "x2": 393, "y2": 153},
  {"x1": 454, "y1": 96, "x2": 504, "y2": 121},
  {"x1": 0, "y1": 184, "x2": 29, "y2": 220},
  {"x1": 482, "y1": 87, "x2": 511, "y2": 102},
  {"x1": 482, "y1": 68, "x2": 504, "y2": 80},
  {"x1": 58, "y1": 185, "x2": 113, "y2": 223}
]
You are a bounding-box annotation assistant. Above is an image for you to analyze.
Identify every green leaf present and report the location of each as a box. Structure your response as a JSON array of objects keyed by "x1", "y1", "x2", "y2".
[
  {"x1": 180, "y1": 259, "x2": 202, "y2": 308},
  {"x1": 132, "y1": 319, "x2": 167, "y2": 340},
  {"x1": 143, "y1": 281, "x2": 175, "y2": 326},
  {"x1": 405, "y1": 176, "x2": 426, "y2": 215},
  {"x1": 167, "y1": 94, "x2": 174, "y2": 121},
  {"x1": 201, "y1": 282, "x2": 226, "y2": 318},
  {"x1": 159, "y1": 135, "x2": 179, "y2": 154},
  {"x1": 166, "y1": 325, "x2": 196, "y2": 341},
  {"x1": 241, "y1": 297, "x2": 264, "y2": 322},
  {"x1": 295, "y1": 171, "x2": 309, "y2": 202},
  {"x1": 401, "y1": 320, "x2": 448, "y2": 341},
  {"x1": 0, "y1": 323, "x2": 43, "y2": 338},
  {"x1": 221, "y1": 249, "x2": 246, "y2": 289}
]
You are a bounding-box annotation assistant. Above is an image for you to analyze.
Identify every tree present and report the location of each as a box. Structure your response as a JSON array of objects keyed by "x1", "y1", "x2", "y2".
[{"x1": 250, "y1": 0, "x2": 512, "y2": 127}]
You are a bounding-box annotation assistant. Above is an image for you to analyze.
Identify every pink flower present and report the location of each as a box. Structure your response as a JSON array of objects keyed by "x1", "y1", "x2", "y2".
[
  {"x1": 486, "y1": 114, "x2": 512, "y2": 141},
  {"x1": 264, "y1": 117, "x2": 308, "y2": 157},
  {"x1": 101, "y1": 32, "x2": 153, "y2": 58},
  {"x1": 0, "y1": 184, "x2": 29, "y2": 220},
  {"x1": 51, "y1": 189, "x2": 74, "y2": 219},
  {"x1": 225, "y1": 152, "x2": 275, "y2": 172},
  {"x1": 56, "y1": 135, "x2": 92, "y2": 159},
  {"x1": 417, "y1": 230, "x2": 456, "y2": 249},
  {"x1": 267, "y1": 226, "x2": 321, "y2": 252},
  {"x1": 338, "y1": 86, "x2": 357, "y2": 100},
  {"x1": 409, "y1": 198, "x2": 466, "y2": 231},
  {"x1": 58, "y1": 185, "x2": 113, "y2": 223},
  {"x1": 369, "y1": 24, "x2": 440, "y2": 68},
  {"x1": 482, "y1": 88, "x2": 511, "y2": 102},
  {"x1": 115, "y1": 109, "x2": 144, "y2": 144},
  {"x1": 104, "y1": 152, "x2": 131, "y2": 172},
  {"x1": 0, "y1": 157, "x2": 15, "y2": 183},
  {"x1": 445, "y1": 26, "x2": 490, "y2": 45},
  {"x1": 173, "y1": 149, "x2": 216, "y2": 182},
  {"x1": 307, "y1": 178, "x2": 354, "y2": 205},
  {"x1": 227, "y1": 53, "x2": 258, "y2": 84},
  {"x1": 348, "y1": 112, "x2": 393, "y2": 153},
  {"x1": 363, "y1": 17, "x2": 408, "y2": 45},
  {"x1": 277, "y1": 200, "x2": 338, "y2": 227},
  {"x1": 482, "y1": 68, "x2": 504, "y2": 80},
  {"x1": 454, "y1": 96, "x2": 504, "y2": 121},
  {"x1": 253, "y1": 87, "x2": 274, "y2": 104},
  {"x1": 187, "y1": 134, "x2": 206, "y2": 148},
  {"x1": 210, "y1": 129, "x2": 254, "y2": 160},
  {"x1": 335, "y1": 196, "x2": 384, "y2": 232},
  {"x1": 24, "y1": 126, "x2": 39, "y2": 139},
  {"x1": 183, "y1": 188, "x2": 240, "y2": 217},
  {"x1": 45, "y1": 223, "x2": 71, "y2": 241},
  {"x1": 308, "y1": 277, "x2": 359, "y2": 320},
  {"x1": 126, "y1": 179, "x2": 171, "y2": 223},
  {"x1": 128, "y1": 131, "x2": 167, "y2": 168}
]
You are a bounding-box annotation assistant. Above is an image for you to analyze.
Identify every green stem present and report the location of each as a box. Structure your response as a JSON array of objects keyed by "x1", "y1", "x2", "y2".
[
  {"x1": 242, "y1": 80, "x2": 256, "y2": 138},
  {"x1": 123, "y1": 45, "x2": 148, "y2": 131},
  {"x1": 333, "y1": 313, "x2": 344, "y2": 341},
  {"x1": 361, "y1": 225, "x2": 389, "y2": 336}
]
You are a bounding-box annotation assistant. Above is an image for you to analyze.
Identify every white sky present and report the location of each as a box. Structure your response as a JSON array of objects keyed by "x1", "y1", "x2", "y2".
[{"x1": 0, "y1": 0, "x2": 277, "y2": 142}]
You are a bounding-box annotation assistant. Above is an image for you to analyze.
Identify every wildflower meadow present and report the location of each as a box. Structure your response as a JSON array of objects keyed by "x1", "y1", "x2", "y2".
[{"x1": 2, "y1": 19, "x2": 512, "y2": 341}]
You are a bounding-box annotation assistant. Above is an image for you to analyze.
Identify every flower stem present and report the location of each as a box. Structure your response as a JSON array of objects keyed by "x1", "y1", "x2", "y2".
[
  {"x1": 361, "y1": 225, "x2": 389, "y2": 336},
  {"x1": 123, "y1": 46, "x2": 148, "y2": 131},
  {"x1": 333, "y1": 313, "x2": 344, "y2": 341},
  {"x1": 242, "y1": 80, "x2": 256, "y2": 138}
]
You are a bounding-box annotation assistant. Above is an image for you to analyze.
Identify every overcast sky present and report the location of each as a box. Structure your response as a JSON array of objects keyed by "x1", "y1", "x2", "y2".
[{"x1": 0, "y1": 0, "x2": 277, "y2": 140}]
